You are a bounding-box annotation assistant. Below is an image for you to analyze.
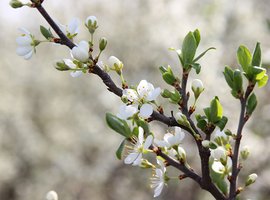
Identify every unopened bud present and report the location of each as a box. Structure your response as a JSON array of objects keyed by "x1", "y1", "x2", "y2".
[
  {"x1": 192, "y1": 79, "x2": 204, "y2": 99},
  {"x1": 240, "y1": 145, "x2": 250, "y2": 160},
  {"x1": 108, "y1": 56, "x2": 123, "y2": 75},
  {"x1": 99, "y1": 37, "x2": 107, "y2": 51},
  {"x1": 202, "y1": 140, "x2": 210, "y2": 148},
  {"x1": 54, "y1": 61, "x2": 70, "y2": 71},
  {"x1": 177, "y1": 146, "x2": 186, "y2": 162},
  {"x1": 46, "y1": 191, "x2": 58, "y2": 200},
  {"x1": 245, "y1": 173, "x2": 258, "y2": 186},
  {"x1": 9, "y1": 0, "x2": 23, "y2": 8},
  {"x1": 175, "y1": 112, "x2": 190, "y2": 127},
  {"x1": 85, "y1": 16, "x2": 98, "y2": 34}
]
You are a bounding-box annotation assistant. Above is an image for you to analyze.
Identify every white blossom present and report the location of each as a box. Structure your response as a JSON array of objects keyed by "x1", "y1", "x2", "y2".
[
  {"x1": 108, "y1": 56, "x2": 122, "y2": 69},
  {"x1": 124, "y1": 127, "x2": 153, "y2": 166},
  {"x1": 122, "y1": 80, "x2": 161, "y2": 119},
  {"x1": 177, "y1": 146, "x2": 186, "y2": 161},
  {"x1": 117, "y1": 104, "x2": 138, "y2": 120},
  {"x1": 155, "y1": 127, "x2": 185, "y2": 148},
  {"x1": 192, "y1": 79, "x2": 204, "y2": 91},
  {"x1": 212, "y1": 161, "x2": 225, "y2": 174},
  {"x1": 85, "y1": 16, "x2": 98, "y2": 27},
  {"x1": 58, "y1": 18, "x2": 80, "y2": 37},
  {"x1": 71, "y1": 40, "x2": 89, "y2": 62},
  {"x1": 16, "y1": 28, "x2": 36, "y2": 60},
  {"x1": 151, "y1": 158, "x2": 167, "y2": 198},
  {"x1": 46, "y1": 191, "x2": 58, "y2": 200},
  {"x1": 62, "y1": 59, "x2": 83, "y2": 78},
  {"x1": 210, "y1": 146, "x2": 227, "y2": 161},
  {"x1": 247, "y1": 173, "x2": 258, "y2": 183}
]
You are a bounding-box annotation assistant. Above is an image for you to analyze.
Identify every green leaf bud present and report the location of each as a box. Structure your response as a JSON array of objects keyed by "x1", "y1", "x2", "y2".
[
  {"x1": 237, "y1": 45, "x2": 252, "y2": 73},
  {"x1": 54, "y1": 61, "x2": 70, "y2": 71},
  {"x1": 246, "y1": 93, "x2": 257, "y2": 115},
  {"x1": 9, "y1": 0, "x2": 23, "y2": 8},
  {"x1": 210, "y1": 97, "x2": 223, "y2": 123},
  {"x1": 252, "y1": 42, "x2": 261, "y2": 67}
]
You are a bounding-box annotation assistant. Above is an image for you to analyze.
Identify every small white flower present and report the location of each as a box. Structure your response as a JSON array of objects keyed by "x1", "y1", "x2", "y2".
[
  {"x1": 58, "y1": 18, "x2": 80, "y2": 37},
  {"x1": 117, "y1": 104, "x2": 138, "y2": 120},
  {"x1": 137, "y1": 80, "x2": 161, "y2": 101},
  {"x1": 212, "y1": 161, "x2": 225, "y2": 174},
  {"x1": 62, "y1": 59, "x2": 83, "y2": 78},
  {"x1": 123, "y1": 89, "x2": 139, "y2": 102},
  {"x1": 46, "y1": 191, "x2": 58, "y2": 200},
  {"x1": 16, "y1": 28, "x2": 36, "y2": 60},
  {"x1": 210, "y1": 146, "x2": 227, "y2": 161},
  {"x1": 155, "y1": 127, "x2": 185, "y2": 148},
  {"x1": 124, "y1": 127, "x2": 153, "y2": 166},
  {"x1": 151, "y1": 158, "x2": 167, "y2": 198},
  {"x1": 71, "y1": 41, "x2": 89, "y2": 62}
]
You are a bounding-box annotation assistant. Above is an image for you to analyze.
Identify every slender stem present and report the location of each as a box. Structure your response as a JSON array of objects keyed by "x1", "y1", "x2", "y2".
[{"x1": 229, "y1": 85, "x2": 253, "y2": 199}]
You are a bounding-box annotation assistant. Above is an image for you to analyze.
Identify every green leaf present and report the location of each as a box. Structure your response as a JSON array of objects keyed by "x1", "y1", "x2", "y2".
[
  {"x1": 252, "y1": 42, "x2": 261, "y2": 67},
  {"x1": 196, "y1": 115, "x2": 207, "y2": 131},
  {"x1": 106, "y1": 113, "x2": 131, "y2": 137},
  {"x1": 136, "y1": 119, "x2": 150, "y2": 136},
  {"x1": 191, "y1": 63, "x2": 201, "y2": 74},
  {"x1": 193, "y1": 29, "x2": 201, "y2": 47},
  {"x1": 215, "y1": 116, "x2": 228, "y2": 131},
  {"x1": 40, "y1": 25, "x2": 53, "y2": 40},
  {"x1": 116, "y1": 139, "x2": 126, "y2": 160},
  {"x1": 181, "y1": 32, "x2": 197, "y2": 68},
  {"x1": 170, "y1": 89, "x2": 181, "y2": 103},
  {"x1": 210, "y1": 97, "x2": 223, "y2": 123},
  {"x1": 223, "y1": 66, "x2": 234, "y2": 89},
  {"x1": 161, "y1": 89, "x2": 172, "y2": 98},
  {"x1": 237, "y1": 45, "x2": 252, "y2": 73},
  {"x1": 252, "y1": 66, "x2": 266, "y2": 80},
  {"x1": 211, "y1": 170, "x2": 228, "y2": 195},
  {"x1": 258, "y1": 74, "x2": 268, "y2": 88},
  {"x1": 203, "y1": 107, "x2": 211, "y2": 121},
  {"x1": 233, "y1": 69, "x2": 243, "y2": 93},
  {"x1": 193, "y1": 47, "x2": 216, "y2": 63},
  {"x1": 246, "y1": 93, "x2": 257, "y2": 115},
  {"x1": 159, "y1": 66, "x2": 167, "y2": 74}
]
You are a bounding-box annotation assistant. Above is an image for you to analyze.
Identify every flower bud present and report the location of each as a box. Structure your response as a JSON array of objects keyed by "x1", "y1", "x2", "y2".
[
  {"x1": 46, "y1": 191, "x2": 58, "y2": 200},
  {"x1": 245, "y1": 173, "x2": 258, "y2": 186},
  {"x1": 71, "y1": 41, "x2": 89, "y2": 62},
  {"x1": 108, "y1": 56, "x2": 123, "y2": 75},
  {"x1": 177, "y1": 146, "x2": 186, "y2": 162},
  {"x1": 54, "y1": 60, "x2": 70, "y2": 71},
  {"x1": 240, "y1": 145, "x2": 250, "y2": 160},
  {"x1": 192, "y1": 79, "x2": 204, "y2": 99},
  {"x1": 99, "y1": 37, "x2": 107, "y2": 51},
  {"x1": 175, "y1": 112, "x2": 190, "y2": 127},
  {"x1": 202, "y1": 140, "x2": 210, "y2": 148},
  {"x1": 85, "y1": 16, "x2": 98, "y2": 34},
  {"x1": 9, "y1": 0, "x2": 23, "y2": 8}
]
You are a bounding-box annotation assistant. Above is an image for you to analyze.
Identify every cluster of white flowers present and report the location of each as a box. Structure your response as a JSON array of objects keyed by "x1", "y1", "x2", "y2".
[
  {"x1": 117, "y1": 80, "x2": 161, "y2": 119},
  {"x1": 123, "y1": 125, "x2": 187, "y2": 197}
]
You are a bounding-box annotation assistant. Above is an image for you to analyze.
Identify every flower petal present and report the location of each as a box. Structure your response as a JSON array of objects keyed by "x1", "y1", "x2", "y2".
[
  {"x1": 68, "y1": 18, "x2": 80, "y2": 34},
  {"x1": 70, "y1": 71, "x2": 82, "y2": 78},
  {"x1": 154, "y1": 182, "x2": 164, "y2": 198},
  {"x1": 23, "y1": 50, "x2": 33, "y2": 60},
  {"x1": 124, "y1": 152, "x2": 139, "y2": 164},
  {"x1": 16, "y1": 36, "x2": 32, "y2": 46},
  {"x1": 147, "y1": 87, "x2": 161, "y2": 101},
  {"x1": 139, "y1": 104, "x2": 153, "y2": 118},
  {"x1": 132, "y1": 153, "x2": 142, "y2": 166},
  {"x1": 16, "y1": 46, "x2": 32, "y2": 56},
  {"x1": 137, "y1": 80, "x2": 149, "y2": 98},
  {"x1": 138, "y1": 127, "x2": 144, "y2": 144},
  {"x1": 143, "y1": 135, "x2": 153, "y2": 149}
]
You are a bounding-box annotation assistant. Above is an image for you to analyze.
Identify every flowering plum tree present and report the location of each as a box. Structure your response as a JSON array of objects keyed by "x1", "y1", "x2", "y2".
[{"x1": 10, "y1": 0, "x2": 268, "y2": 199}]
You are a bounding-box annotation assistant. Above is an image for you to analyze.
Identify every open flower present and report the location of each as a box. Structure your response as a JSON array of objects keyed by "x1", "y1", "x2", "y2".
[
  {"x1": 210, "y1": 146, "x2": 227, "y2": 161},
  {"x1": 151, "y1": 158, "x2": 167, "y2": 197},
  {"x1": 63, "y1": 59, "x2": 83, "y2": 78},
  {"x1": 122, "y1": 80, "x2": 161, "y2": 118},
  {"x1": 71, "y1": 40, "x2": 89, "y2": 62},
  {"x1": 16, "y1": 28, "x2": 38, "y2": 60},
  {"x1": 124, "y1": 127, "x2": 153, "y2": 166},
  {"x1": 117, "y1": 104, "x2": 138, "y2": 120},
  {"x1": 58, "y1": 18, "x2": 80, "y2": 39},
  {"x1": 212, "y1": 157, "x2": 232, "y2": 174},
  {"x1": 154, "y1": 127, "x2": 185, "y2": 148}
]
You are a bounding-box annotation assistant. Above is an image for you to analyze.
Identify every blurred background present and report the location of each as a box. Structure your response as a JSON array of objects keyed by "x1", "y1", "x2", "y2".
[{"x1": 1, "y1": 0, "x2": 270, "y2": 199}]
